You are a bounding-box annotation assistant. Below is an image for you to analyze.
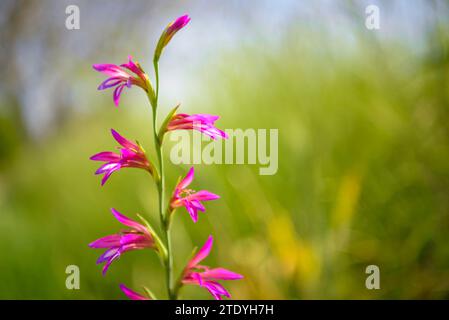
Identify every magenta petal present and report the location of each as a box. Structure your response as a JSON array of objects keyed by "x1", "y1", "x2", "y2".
[
  {"x1": 189, "y1": 235, "x2": 213, "y2": 268},
  {"x1": 202, "y1": 127, "x2": 228, "y2": 140},
  {"x1": 120, "y1": 148, "x2": 139, "y2": 159},
  {"x1": 100, "y1": 173, "x2": 111, "y2": 186},
  {"x1": 101, "y1": 255, "x2": 117, "y2": 275},
  {"x1": 119, "y1": 233, "x2": 149, "y2": 247},
  {"x1": 203, "y1": 281, "x2": 231, "y2": 300},
  {"x1": 98, "y1": 77, "x2": 123, "y2": 90},
  {"x1": 201, "y1": 268, "x2": 244, "y2": 281},
  {"x1": 113, "y1": 84, "x2": 125, "y2": 106},
  {"x1": 90, "y1": 152, "x2": 121, "y2": 162},
  {"x1": 192, "y1": 190, "x2": 220, "y2": 202},
  {"x1": 221, "y1": 132, "x2": 229, "y2": 139},
  {"x1": 190, "y1": 199, "x2": 205, "y2": 212},
  {"x1": 110, "y1": 129, "x2": 139, "y2": 151},
  {"x1": 100, "y1": 165, "x2": 120, "y2": 185},
  {"x1": 120, "y1": 56, "x2": 141, "y2": 75},
  {"x1": 89, "y1": 234, "x2": 121, "y2": 248},
  {"x1": 217, "y1": 129, "x2": 228, "y2": 139},
  {"x1": 93, "y1": 63, "x2": 129, "y2": 78},
  {"x1": 110, "y1": 208, "x2": 149, "y2": 236},
  {"x1": 119, "y1": 284, "x2": 149, "y2": 300},
  {"x1": 191, "y1": 272, "x2": 203, "y2": 286},
  {"x1": 95, "y1": 162, "x2": 120, "y2": 175},
  {"x1": 167, "y1": 113, "x2": 227, "y2": 140},
  {"x1": 195, "y1": 114, "x2": 220, "y2": 122},
  {"x1": 96, "y1": 247, "x2": 118, "y2": 264},
  {"x1": 98, "y1": 248, "x2": 120, "y2": 275},
  {"x1": 92, "y1": 63, "x2": 120, "y2": 73},
  {"x1": 168, "y1": 14, "x2": 191, "y2": 34},
  {"x1": 185, "y1": 203, "x2": 198, "y2": 223},
  {"x1": 178, "y1": 167, "x2": 194, "y2": 190}
]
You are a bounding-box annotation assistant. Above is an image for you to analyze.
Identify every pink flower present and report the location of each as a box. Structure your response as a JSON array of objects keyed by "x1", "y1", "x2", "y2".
[
  {"x1": 154, "y1": 14, "x2": 191, "y2": 62},
  {"x1": 93, "y1": 56, "x2": 150, "y2": 106},
  {"x1": 89, "y1": 208, "x2": 155, "y2": 275},
  {"x1": 119, "y1": 284, "x2": 150, "y2": 300},
  {"x1": 170, "y1": 167, "x2": 219, "y2": 223},
  {"x1": 90, "y1": 129, "x2": 155, "y2": 186},
  {"x1": 166, "y1": 113, "x2": 228, "y2": 140},
  {"x1": 182, "y1": 236, "x2": 243, "y2": 300}
]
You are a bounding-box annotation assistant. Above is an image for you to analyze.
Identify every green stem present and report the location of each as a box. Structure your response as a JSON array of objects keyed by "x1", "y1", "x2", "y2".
[{"x1": 150, "y1": 62, "x2": 175, "y2": 300}]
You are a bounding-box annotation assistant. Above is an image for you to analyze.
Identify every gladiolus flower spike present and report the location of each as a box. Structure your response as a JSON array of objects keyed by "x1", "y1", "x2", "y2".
[{"x1": 89, "y1": 14, "x2": 243, "y2": 300}]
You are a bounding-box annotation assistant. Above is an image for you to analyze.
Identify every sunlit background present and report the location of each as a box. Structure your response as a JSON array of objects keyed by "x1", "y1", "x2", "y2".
[{"x1": 1, "y1": 0, "x2": 449, "y2": 299}]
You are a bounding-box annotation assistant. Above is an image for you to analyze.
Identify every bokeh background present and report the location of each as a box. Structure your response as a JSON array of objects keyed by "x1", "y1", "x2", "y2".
[{"x1": 1, "y1": 0, "x2": 449, "y2": 299}]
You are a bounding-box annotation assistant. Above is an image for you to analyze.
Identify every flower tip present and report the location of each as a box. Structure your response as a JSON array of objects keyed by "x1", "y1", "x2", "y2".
[
  {"x1": 182, "y1": 14, "x2": 191, "y2": 24},
  {"x1": 120, "y1": 284, "x2": 149, "y2": 300},
  {"x1": 90, "y1": 153, "x2": 103, "y2": 161},
  {"x1": 173, "y1": 14, "x2": 191, "y2": 27},
  {"x1": 202, "y1": 235, "x2": 214, "y2": 249},
  {"x1": 110, "y1": 128, "x2": 123, "y2": 143}
]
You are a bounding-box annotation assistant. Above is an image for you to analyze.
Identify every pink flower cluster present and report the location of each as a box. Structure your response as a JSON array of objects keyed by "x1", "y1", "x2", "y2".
[{"x1": 89, "y1": 14, "x2": 242, "y2": 300}]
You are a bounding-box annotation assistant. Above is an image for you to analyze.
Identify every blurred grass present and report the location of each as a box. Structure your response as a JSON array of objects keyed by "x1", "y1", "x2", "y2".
[{"x1": 1, "y1": 24, "x2": 449, "y2": 299}]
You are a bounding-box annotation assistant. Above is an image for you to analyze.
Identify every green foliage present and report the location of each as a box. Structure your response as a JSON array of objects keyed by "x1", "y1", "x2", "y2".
[{"x1": 1, "y1": 29, "x2": 449, "y2": 299}]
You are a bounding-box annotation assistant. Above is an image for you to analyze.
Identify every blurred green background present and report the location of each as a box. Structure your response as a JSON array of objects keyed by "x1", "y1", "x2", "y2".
[{"x1": 1, "y1": 0, "x2": 449, "y2": 299}]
